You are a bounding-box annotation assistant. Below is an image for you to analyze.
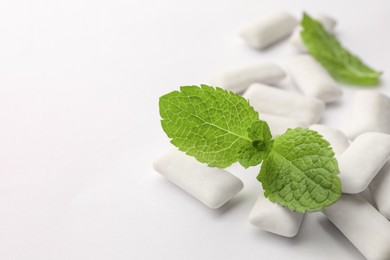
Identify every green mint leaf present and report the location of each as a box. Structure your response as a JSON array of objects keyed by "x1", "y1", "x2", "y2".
[
  {"x1": 159, "y1": 85, "x2": 260, "y2": 168},
  {"x1": 238, "y1": 121, "x2": 273, "y2": 168},
  {"x1": 257, "y1": 128, "x2": 341, "y2": 212},
  {"x1": 247, "y1": 120, "x2": 272, "y2": 142},
  {"x1": 301, "y1": 13, "x2": 382, "y2": 86}
]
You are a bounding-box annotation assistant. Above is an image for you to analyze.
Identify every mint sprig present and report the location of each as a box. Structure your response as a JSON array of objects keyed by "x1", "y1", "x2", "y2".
[
  {"x1": 301, "y1": 13, "x2": 382, "y2": 86},
  {"x1": 159, "y1": 85, "x2": 341, "y2": 212}
]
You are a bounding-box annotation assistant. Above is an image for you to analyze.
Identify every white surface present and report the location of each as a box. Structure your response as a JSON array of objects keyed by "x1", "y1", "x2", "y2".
[{"x1": 1, "y1": 0, "x2": 390, "y2": 259}]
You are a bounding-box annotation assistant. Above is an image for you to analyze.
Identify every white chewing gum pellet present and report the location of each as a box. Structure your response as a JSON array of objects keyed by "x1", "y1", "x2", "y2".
[
  {"x1": 243, "y1": 83, "x2": 325, "y2": 125},
  {"x1": 360, "y1": 188, "x2": 376, "y2": 208},
  {"x1": 309, "y1": 124, "x2": 349, "y2": 158},
  {"x1": 249, "y1": 192, "x2": 304, "y2": 237},
  {"x1": 211, "y1": 63, "x2": 286, "y2": 93},
  {"x1": 338, "y1": 133, "x2": 390, "y2": 194},
  {"x1": 260, "y1": 113, "x2": 307, "y2": 136},
  {"x1": 153, "y1": 150, "x2": 243, "y2": 209},
  {"x1": 322, "y1": 194, "x2": 390, "y2": 260},
  {"x1": 290, "y1": 13, "x2": 337, "y2": 52},
  {"x1": 287, "y1": 55, "x2": 342, "y2": 103},
  {"x1": 346, "y1": 91, "x2": 390, "y2": 140},
  {"x1": 370, "y1": 161, "x2": 390, "y2": 219},
  {"x1": 240, "y1": 11, "x2": 298, "y2": 49}
]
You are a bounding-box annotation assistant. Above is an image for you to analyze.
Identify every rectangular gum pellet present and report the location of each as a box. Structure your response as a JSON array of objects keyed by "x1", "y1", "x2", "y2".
[
  {"x1": 346, "y1": 91, "x2": 390, "y2": 140},
  {"x1": 240, "y1": 11, "x2": 298, "y2": 49},
  {"x1": 370, "y1": 161, "x2": 390, "y2": 219},
  {"x1": 210, "y1": 63, "x2": 286, "y2": 93},
  {"x1": 322, "y1": 194, "x2": 390, "y2": 260},
  {"x1": 260, "y1": 113, "x2": 307, "y2": 136},
  {"x1": 249, "y1": 192, "x2": 304, "y2": 237},
  {"x1": 153, "y1": 149, "x2": 243, "y2": 209},
  {"x1": 338, "y1": 133, "x2": 390, "y2": 194},
  {"x1": 243, "y1": 83, "x2": 325, "y2": 125},
  {"x1": 287, "y1": 55, "x2": 342, "y2": 103}
]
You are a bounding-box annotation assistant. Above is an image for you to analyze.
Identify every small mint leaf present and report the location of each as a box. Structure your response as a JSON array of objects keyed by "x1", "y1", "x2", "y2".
[
  {"x1": 238, "y1": 146, "x2": 264, "y2": 168},
  {"x1": 257, "y1": 128, "x2": 341, "y2": 212},
  {"x1": 159, "y1": 85, "x2": 260, "y2": 168},
  {"x1": 301, "y1": 13, "x2": 382, "y2": 86},
  {"x1": 248, "y1": 120, "x2": 273, "y2": 142},
  {"x1": 238, "y1": 121, "x2": 273, "y2": 168}
]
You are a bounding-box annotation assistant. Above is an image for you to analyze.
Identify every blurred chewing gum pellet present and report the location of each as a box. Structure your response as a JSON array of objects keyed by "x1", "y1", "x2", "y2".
[
  {"x1": 210, "y1": 63, "x2": 286, "y2": 93},
  {"x1": 240, "y1": 11, "x2": 298, "y2": 49},
  {"x1": 346, "y1": 91, "x2": 390, "y2": 140},
  {"x1": 243, "y1": 83, "x2": 325, "y2": 126},
  {"x1": 260, "y1": 113, "x2": 306, "y2": 137},
  {"x1": 290, "y1": 13, "x2": 337, "y2": 52},
  {"x1": 153, "y1": 149, "x2": 243, "y2": 209},
  {"x1": 249, "y1": 191, "x2": 304, "y2": 237},
  {"x1": 370, "y1": 161, "x2": 390, "y2": 219},
  {"x1": 287, "y1": 55, "x2": 342, "y2": 103}
]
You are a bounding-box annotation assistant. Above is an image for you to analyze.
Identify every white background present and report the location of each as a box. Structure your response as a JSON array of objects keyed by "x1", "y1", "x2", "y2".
[{"x1": 1, "y1": 0, "x2": 389, "y2": 259}]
